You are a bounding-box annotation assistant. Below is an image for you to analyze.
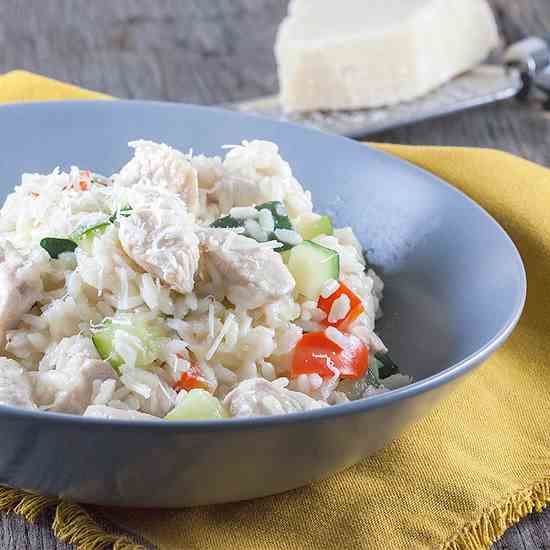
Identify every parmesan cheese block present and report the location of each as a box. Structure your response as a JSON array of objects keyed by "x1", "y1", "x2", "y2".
[{"x1": 275, "y1": 0, "x2": 500, "y2": 112}]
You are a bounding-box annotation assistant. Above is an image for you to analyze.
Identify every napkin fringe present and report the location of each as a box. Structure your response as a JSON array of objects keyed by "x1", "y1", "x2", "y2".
[
  {"x1": 1, "y1": 479, "x2": 550, "y2": 550},
  {"x1": 53, "y1": 501, "x2": 144, "y2": 550},
  {"x1": 0, "y1": 485, "x2": 144, "y2": 550},
  {"x1": 443, "y1": 476, "x2": 550, "y2": 550}
]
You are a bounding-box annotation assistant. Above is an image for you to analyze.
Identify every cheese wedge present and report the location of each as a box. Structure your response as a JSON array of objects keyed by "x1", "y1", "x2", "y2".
[{"x1": 275, "y1": 0, "x2": 500, "y2": 112}]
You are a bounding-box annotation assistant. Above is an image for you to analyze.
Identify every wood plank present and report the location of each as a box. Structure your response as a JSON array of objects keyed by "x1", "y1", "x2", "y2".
[{"x1": 0, "y1": 511, "x2": 73, "y2": 550}]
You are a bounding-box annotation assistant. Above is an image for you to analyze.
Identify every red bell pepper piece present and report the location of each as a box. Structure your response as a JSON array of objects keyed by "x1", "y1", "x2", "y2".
[
  {"x1": 317, "y1": 282, "x2": 364, "y2": 330},
  {"x1": 174, "y1": 360, "x2": 209, "y2": 392},
  {"x1": 291, "y1": 331, "x2": 369, "y2": 380}
]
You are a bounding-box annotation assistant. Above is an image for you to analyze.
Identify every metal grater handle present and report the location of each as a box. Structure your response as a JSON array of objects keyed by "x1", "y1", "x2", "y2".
[{"x1": 504, "y1": 35, "x2": 550, "y2": 98}]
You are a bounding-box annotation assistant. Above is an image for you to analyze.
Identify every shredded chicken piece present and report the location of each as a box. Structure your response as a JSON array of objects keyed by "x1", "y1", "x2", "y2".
[
  {"x1": 0, "y1": 240, "x2": 42, "y2": 348},
  {"x1": 83, "y1": 405, "x2": 156, "y2": 421},
  {"x1": 118, "y1": 365, "x2": 175, "y2": 418},
  {"x1": 34, "y1": 335, "x2": 114, "y2": 415},
  {"x1": 0, "y1": 358, "x2": 36, "y2": 409},
  {"x1": 119, "y1": 185, "x2": 200, "y2": 294},
  {"x1": 211, "y1": 140, "x2": 313, "y2": 217},
  {"x1": 116, "y1": 140, "x2": 199, "y2": 212},
  {"x1": 223, "y1": 378, "x2": 325, "y2": 417},
  {"x1": 200, "y1": 228, "x2": 295, "y2": 309}
]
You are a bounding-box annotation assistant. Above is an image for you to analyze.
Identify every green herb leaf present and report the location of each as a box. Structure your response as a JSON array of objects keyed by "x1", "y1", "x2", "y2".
[
  {"x1": 72, "y1": 220, "x2": 111, "y2": 243},
  {"x1": 210, "y1": 201, "x2": 296, "y2": 251},
  {"x1": 109, "y1": 206, "x2": 132, "y2": 223},
  {"x1": 374, "y1": 352, "x2": 400, "y2": 379},
  {"x1": 40, "y1": 237, "x2": 77, "y2": 259},
  {"x1": 366, "y1": 358, "x2": 382, "y2": 387},
  {"x1": 210, "y1": 215, "x2": 245, "y2": 230}
]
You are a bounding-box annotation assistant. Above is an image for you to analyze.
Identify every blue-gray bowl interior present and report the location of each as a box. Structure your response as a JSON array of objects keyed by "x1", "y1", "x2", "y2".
[{"x1": 0, "y1": 100, "x2": 526, "y2": 429}]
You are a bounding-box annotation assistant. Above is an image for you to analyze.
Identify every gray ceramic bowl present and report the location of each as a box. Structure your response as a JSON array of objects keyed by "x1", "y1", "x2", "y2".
[{"x1": 0, "y1": 101, "x2": 526, "y2": 507}]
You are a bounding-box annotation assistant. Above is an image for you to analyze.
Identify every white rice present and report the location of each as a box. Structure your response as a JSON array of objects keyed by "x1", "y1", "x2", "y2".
[
  {"x1": 0, "y1": 138, "x2": 404, "y2": 420},
  {"x1": 272, "y1": 377, "x2": 290, "y2": 389},
  {"x1": 258, "y1": 208, "x2": 275, "y2": 233},
  {"x1": 93, "y1": 379, "x2": 117, "y2": 405},
  {"x1": 208, "y1": 299, "x2": 215, "y2": 340},
  {"x1": 237, "y1": 362, "x2": 258, "y2": 381},
  {"x1": 320, "y1": 278, "x2": 339, "y2": 299},
  {"x1": 310, "y1": 307, "x2": 327, "y2": 322},
  {"x1": 328, "y1": 294, "x2": 351, "y2": 324},
  {"x1": 274, "y1": 228, "x2": 302, "y2": 245},
  {"x1": 324, "y1": 326, "x2": 349, "y2": 350},
  {"x1": 205, "y1": 313, "x2": 235, "y2": 361},
  {"x1": 244, "y1": 219, "x2": 268, "y2": 242},
  {"x1": 229, "y1": 206, "x2": 258, "y2": 219},
  {"x1": 140, "y1": 273, "x2": 159, "y2": 311},
  {"x1": 260, "y1": 361, "x2": 276, "y2": 381},
  {"x1": 259, "y1": 240, "x2": 284, "y2": 250}
]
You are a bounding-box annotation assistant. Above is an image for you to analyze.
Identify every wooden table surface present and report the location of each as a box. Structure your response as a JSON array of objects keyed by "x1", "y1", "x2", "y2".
[{"x1": 0, "y1": 1, "x2": 549, "y2": 549}]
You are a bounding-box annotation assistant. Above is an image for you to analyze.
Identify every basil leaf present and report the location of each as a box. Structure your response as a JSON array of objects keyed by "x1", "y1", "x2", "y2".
[
  {"x1": 367, "y1": 358, "x2": 382, "y2": 387},
  {"x1": 374, "y1": 352, "x2": 400, "y2": 379},
  {"x1": 210, "y1": 201, "x2": 296, "y2": 251},
  {"x1": 210, "y1": 215, "x2": 245, "y2": 230},
  {"x1": 40, "y1": 237, "x2": 77, "y2": 259}
]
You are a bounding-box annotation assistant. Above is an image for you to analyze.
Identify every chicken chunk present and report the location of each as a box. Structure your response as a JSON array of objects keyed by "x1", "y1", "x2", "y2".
[
  {"x1": 214, "y1": 140, "x2": 313, "y2": 217},
  {"x1": 83, "y1": 405, "x2": 157, "y2": 421},
  {"x1": 0, "y1": 240, "x2": 43, "y2": 347},
  {"x1": 119, "y1": 186, "x2": 200, "y2": 294},
  {"x1": 116, "y1": 140, "x2": 199, "y2": 212},
  {"x1": 200, "y1": 229, "x2": 295, "y2": 309},
  {"x1": 118, "y1": 365, "x2": 175, "y2": 418},
  {"x1": 223, "y1": 378, "x2": 325, "y2": 418},
  {"x1": 0, "y1": 358, "x2": 36, "y2": 409},
  {"x1": 34, "y1": 335, "x2": 114, "y2": 415}
]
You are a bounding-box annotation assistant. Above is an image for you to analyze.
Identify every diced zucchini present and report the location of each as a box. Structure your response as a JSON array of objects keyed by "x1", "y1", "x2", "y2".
[
  {"x1": 295, "y1": 215, "x2": 334, "y2": 240},
  {"x1": 165, "y1": 389, "x2": 228, "y2": 421},
  {"x1": 92, "y1": 317, "x2": 164, "y2": 371},
  {"x1": 92, "y1": 329, "x2": 124, "y2": 371},
  {"x1": 40, "y1": 237, "x2": 78, "y2": 259},
  {"x1": 374, "y1": 353, "x2": 400, "y2": 379},
  {"x1": 287, "y1": 240, "x2": 340, "y2": 299},
  {"x1": 280, "y1": 249, "x2": 291, "y2": 264}
]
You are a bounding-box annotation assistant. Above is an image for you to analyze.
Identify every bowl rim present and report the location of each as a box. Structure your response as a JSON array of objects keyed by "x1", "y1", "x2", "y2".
[{"x1": 0, "y1": 99, "x2": 528, "y2": 432}]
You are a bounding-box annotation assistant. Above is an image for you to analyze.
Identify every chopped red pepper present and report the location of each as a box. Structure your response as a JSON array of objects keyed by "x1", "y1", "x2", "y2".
[
  {"x1": 174, "y1": 360, "x2": 209, "y2": 392},
  {"x1": 79, "y1": 170, "x2": 91, "y2": 191},
  {"x1": 291, "y1": 331, "x2": 369, "y2": 380},
  {"x1": 317, "y1": 282, "x2": 364, "y2": 330}
]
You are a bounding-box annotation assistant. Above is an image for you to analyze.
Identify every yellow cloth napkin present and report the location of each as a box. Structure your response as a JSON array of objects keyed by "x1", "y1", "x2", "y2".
[{"x1": 0, "y1": 71, "x2": 549, "y2": 550}]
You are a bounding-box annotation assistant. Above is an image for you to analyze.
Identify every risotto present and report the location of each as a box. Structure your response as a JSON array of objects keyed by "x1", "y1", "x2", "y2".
[{"x1": 0, "y1": 139, "x2": 410, "y2": 421}]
